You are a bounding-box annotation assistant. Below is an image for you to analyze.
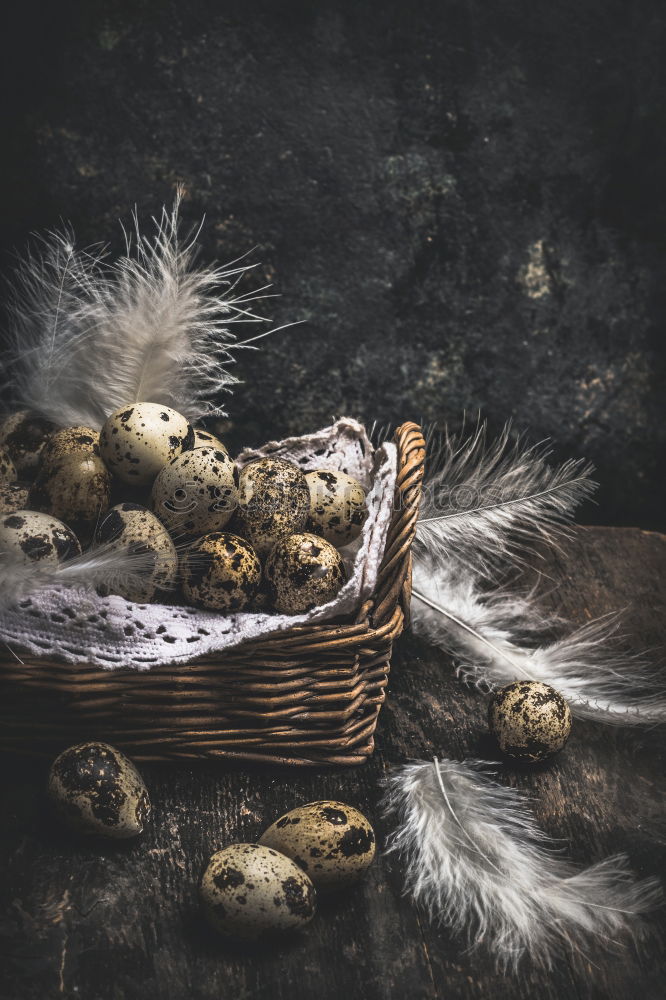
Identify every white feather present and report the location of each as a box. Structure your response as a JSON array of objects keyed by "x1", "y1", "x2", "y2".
[
  {"x1": 411, "y1": 554, "x2": 666, "y2": 726},
  {"x1": 2, "y1": 229, "x2": 108, "y2": 415},
  {"x1": 382, "y1": 757, "x2": 661, "y2": 970},
  {"x1": 0, "y1": 544, "x2": 174, "y2": 612},
  {"x1": 3, "y1": 193, "x2": 272, "y2": 429},
  {"x1": 416, "y1": 422, "x2": 596, "y2": 576}
]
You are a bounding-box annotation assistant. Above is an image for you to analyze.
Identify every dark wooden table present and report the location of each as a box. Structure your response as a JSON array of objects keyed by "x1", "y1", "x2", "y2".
[{"x1": 2, "y1": 527, "x2": 665, "y2": 1000}]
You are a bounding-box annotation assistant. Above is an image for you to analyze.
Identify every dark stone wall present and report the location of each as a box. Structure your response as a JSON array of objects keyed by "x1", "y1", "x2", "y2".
[{"x1": 2, "y1": 0, "x2": 665, "y2": 527}]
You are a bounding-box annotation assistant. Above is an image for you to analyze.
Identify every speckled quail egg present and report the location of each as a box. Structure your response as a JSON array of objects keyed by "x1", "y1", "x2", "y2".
[
  {"x1": 200, "y1": 843, "x2": 316, "y2": 940},
  {"x1": 48, "y1": 742, "x2": 151, "y2": 839},
  {"x1": 488, "y1": 680, "x2": 572, "y2": 763},
  {"x1": 99, "y1": 402, "x2": 195, "y2": 486},
  {"x1": 95, "y1": 503, "x2": 178, "y2": 602},
  {"x1": 265, "y1": 532, "x2": 347, "y2": 614},
  {"x1": 236, "y1": 457, "x2": 310, "y2": 557},
  {"x1": 305, "y1": 469, "x2": 368, "y2": 547},
  {"x1": 181, "y1": 532, "x2": 261, "y2": 611},
  {"x1": 28, "y1": 453, "x2": 112, "y2": 537},
  {"x1": 151, "y1": 446, "x2": 238, "y2": 538},
  {"x1": 0, "y1": 510, "x2": 81, "y2": 565},
  {"x1": 259, "y1": 801, "x2": 376, "y2": 890},
  {"x1": 0, "y1": 483, "x2": 29, "y2": 515},
  {"x1": 40, "y1": 425, "x2": 100, "y2": 471},
  {"x1": 0, "y1": 411, "x2": 56, "y2": 478},
  {"x1": 193, "y1": 427, "x2": 229, "y2": 455},
  {"x1": 0, "y1": 448, "x2": 16, "y2": 483}
]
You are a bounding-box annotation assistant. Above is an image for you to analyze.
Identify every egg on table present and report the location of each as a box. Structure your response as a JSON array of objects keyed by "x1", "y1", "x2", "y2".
[
  {"x1": 193, "y1": 427, "x2": 229, "y2": 454},
  {"x1": 95, "y1": 503, "x2": 178, "y2": 602},
  {"x1": 48, "y1": 742, "x2": 151, "y2": 839},
  {"x1": 236, "y1": 457, "x2": 310, "y2": 557},
  {"x1": 151, "y1": 446, "x2": 238, "y2": 538},
  {"x1": 0, "y1": 411, "x2": 56, "y2": 478},
  {"x1": 0, "y1": 448, "x2": 16, "y2": 484},
  {"x1": 265, "y1": 532, "x2": 347, "y2": 614},
  {"x1": 0, "y1": 483, "x2": 30, "y2": 515},
  {"x1": 259, "y1": 801, "x2": 376, "y2": 890},
  {"x1": 0, "y1": 510, "x2": 81, "y2": 565},
  {"x1": 99, "y1": 402, "x2": 195, "y2": 486},
  {"x1": 305, "y1": 469, "x2": 368, "y2": 547},
  {"x1": 181, "y1": 532, "x2": 261, "y2": 611},
  {"x1": 28, "y1": 453, "x2": 112, "y2": 537},
  {"x1": 488, "y1": 680, "x2": 572, "y2": 763},
  {"x1": 200, "y1": 843, "x2": 316, "y2": 940},
  {"x1": 39, "y1": 425, "x2": 100, "y2": 471}
]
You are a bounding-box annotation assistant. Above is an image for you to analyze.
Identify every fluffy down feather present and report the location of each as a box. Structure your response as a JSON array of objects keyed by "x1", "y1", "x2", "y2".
[
  {"x1": 0, "y1": 544, "x2": 175, "y2": 613},
  {"x1": 382, "y1": 757, "x2": 661, "y2": 970},
  {"x1": 2, "y1": 193, "x2": 272, "y2": 429}
]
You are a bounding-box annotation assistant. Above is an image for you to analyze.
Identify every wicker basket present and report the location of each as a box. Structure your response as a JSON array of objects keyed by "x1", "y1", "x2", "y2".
[{"x1": 0, "y1": 423, "x2": 425, "y2": 766}]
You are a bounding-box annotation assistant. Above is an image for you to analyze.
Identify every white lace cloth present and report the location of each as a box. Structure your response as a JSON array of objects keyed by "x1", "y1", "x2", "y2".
[{"x1": 0, "y1": 419, "x2": 397, "y2": 670}]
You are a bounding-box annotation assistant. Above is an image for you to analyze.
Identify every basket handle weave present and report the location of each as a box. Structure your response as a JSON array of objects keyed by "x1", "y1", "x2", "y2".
[{"x1": 370, "y1": 422, "x2": 426, "y2": 628}]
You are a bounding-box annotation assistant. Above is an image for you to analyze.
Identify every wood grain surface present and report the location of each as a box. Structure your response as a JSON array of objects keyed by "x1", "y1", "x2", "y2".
[{"x1": 2, "y1": 526, "x2": 665, "y2": 1000}]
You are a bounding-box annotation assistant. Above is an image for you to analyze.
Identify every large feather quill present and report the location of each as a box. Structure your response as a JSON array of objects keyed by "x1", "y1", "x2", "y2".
[
  {"x1": 3, "y1": 194, "x2": 272, "y2": 429},
  {"x1": 382, "y1": 757, "x2": 661, "y2": 970},
  {"x1": 411, "y1": 554, "x2": 666, "y2": 725}
]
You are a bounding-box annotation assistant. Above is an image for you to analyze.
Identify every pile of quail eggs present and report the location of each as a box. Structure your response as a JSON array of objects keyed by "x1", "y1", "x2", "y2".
[
  {"x1": 0, "y1": 402, "x2": 369, "y2": 615},
  {"x1": 48, "y1": 740, "x2": 376, "y2": 940}
]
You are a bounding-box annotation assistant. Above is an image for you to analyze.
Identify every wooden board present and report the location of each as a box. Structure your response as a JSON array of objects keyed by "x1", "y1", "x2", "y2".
[{"x1": 2, "y1": 527, "x2": 665, "y2": 1000}]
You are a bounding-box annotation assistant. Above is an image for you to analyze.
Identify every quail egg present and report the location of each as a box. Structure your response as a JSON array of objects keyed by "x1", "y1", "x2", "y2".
[
  {"x1": 99, "y1": 402, "x2": 195, "y2": 486},
  {"x1": 40, "y1": 425, "x2": 100, "y2": 471},
  {"x1": 488, "y1": 680, "x2": 572, "y2": 762},
  {"x1": 0, "y1": 411, "x2": 56, "y2": 478},
  {"x1": 193, "y1": 427, "x2": 229, "y2": 454},
  {"x1": 181, "y1": 532, "x2": 261, "y2": 611},
  {"x1": 48, "y1": 742, "x2": 151, "y2": 839},
  {"x1": 236, "y1": 457, "x2": 310, "y2": 557},
  {"x1": 259, "y1": 801, "x2": 376, "y2": 890},
  {"x1": 0, "y1": 448, "x2": 16, "y2": 483},
  {"x1": 151, "y1": 446, "x2": 238, "y2": 538},
  {"x1": 305, "y1": 470, "x2": 368, "y2": 547},
  {"x1": 0, "y1": 510, "x2": 81, "y2": 565},
  {"x1": 0, "y1": 483, "x2": 29, "y2": 515},
  {"x1": 200, "y1": 843, "x2": 316, "y2": 940},
  {"x1": 265, "y1": 532, "x2": 347, "y2": 614},
  {"x1": 95, "y1": 503, "x2": 179, "y2": 602},
  {"x1": 28, "y1": 453, "x2": 112, "y2": 537}
]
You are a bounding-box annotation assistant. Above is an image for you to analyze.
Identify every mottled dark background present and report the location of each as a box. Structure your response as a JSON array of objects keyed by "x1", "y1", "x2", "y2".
[{"x1": 1, "y1": 0, "x2": 665, "y2": 527}]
